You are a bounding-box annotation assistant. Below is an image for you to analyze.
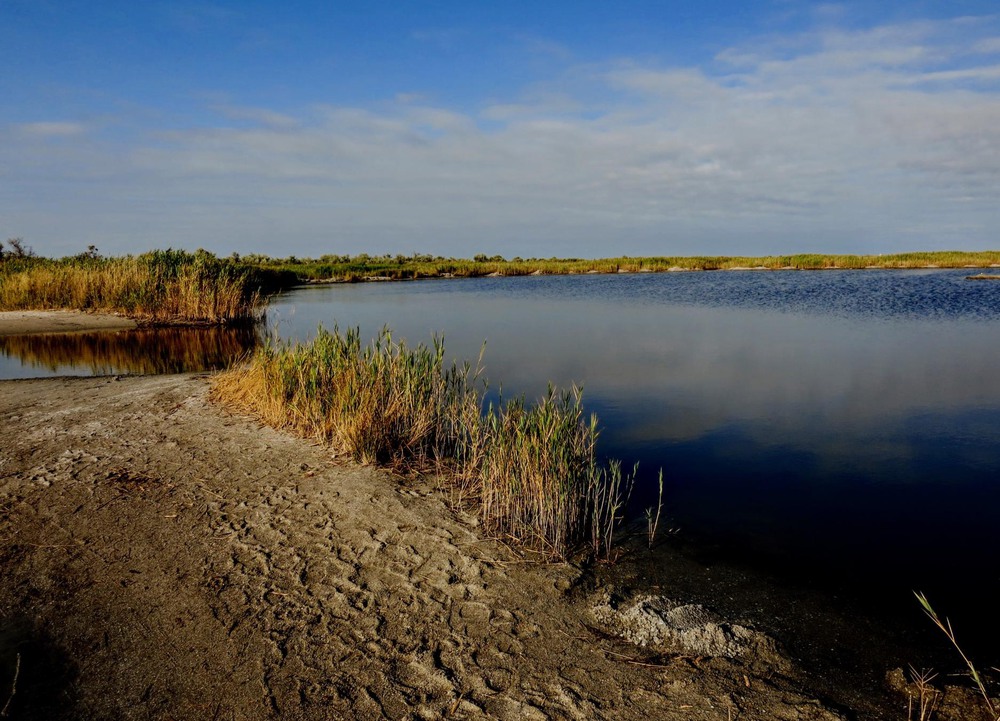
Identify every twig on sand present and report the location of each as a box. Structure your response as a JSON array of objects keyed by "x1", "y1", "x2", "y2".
[
  {"x1": 603, "y1": 649, "x2": 676, "y2": 669},
  {"x1": 1, "y1": 652, "x2": 20, "y2": 717}
]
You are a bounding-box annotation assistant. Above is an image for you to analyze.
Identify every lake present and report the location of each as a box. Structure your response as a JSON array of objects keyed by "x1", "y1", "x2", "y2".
[
  {"x1": 4, "y1": 269, "x2": 1000, "y2": 667},
  {"x1": 267, "y1": 269, "x2": 1000, "y2": 668}
]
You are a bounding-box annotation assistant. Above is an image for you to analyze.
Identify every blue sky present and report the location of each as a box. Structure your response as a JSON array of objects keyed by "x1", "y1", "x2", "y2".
[{"x1": 2, "y1": 1, "x2": 999, "y2": 258}]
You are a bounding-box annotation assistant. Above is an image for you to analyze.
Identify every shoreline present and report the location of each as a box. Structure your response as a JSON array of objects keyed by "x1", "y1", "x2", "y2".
[
  {"x1": 0, "y1": 310, "x2": 138, "y2": 336},
  {"x1": 294, "y1": 264, "x2": 1000, "y2": 286},
  {"x1": 0, "y1": 372, "x2": 939, "y2": 720}
]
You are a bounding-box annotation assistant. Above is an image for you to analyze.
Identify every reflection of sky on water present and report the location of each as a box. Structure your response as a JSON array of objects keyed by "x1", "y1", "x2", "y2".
[
  {"x1": 270, "y1": 271, "x2": 1000, "y2": 639},
  {"x1": 270, "y1": 273, "x2": 1000, "y2": 468}
]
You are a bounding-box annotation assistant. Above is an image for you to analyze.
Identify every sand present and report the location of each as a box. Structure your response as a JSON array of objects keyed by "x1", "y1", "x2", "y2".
[{"x1": 0, "y1": 311, "x2": 137, "y2": 337}]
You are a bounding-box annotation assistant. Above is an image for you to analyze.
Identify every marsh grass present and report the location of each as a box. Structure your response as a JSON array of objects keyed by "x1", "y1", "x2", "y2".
[
  {"x1": 250, "y1": 250, "x2": 1000, "y2": 283},
  {"x1": 213, "y1": 327, "x2": 635, "y2": 558},
  {"x1": 0, "y1": 249, "x2": 274, "y2": 324}
]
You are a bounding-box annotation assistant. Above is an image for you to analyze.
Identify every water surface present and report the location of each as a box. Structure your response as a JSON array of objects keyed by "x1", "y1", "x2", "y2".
[
  {"x1": 268, "y1": 270, "x2": 1000, "y2": 662},
  {"x1": 0, "y1": 325, "x2": 259, "y2": 379}
]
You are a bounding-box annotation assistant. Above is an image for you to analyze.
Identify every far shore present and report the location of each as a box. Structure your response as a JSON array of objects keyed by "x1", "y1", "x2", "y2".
[{"x1": 293, "y1": 262, "x2": 1000, "y2": 286}]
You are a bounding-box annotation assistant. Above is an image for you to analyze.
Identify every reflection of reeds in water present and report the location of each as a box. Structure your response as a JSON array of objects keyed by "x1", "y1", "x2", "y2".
[
  {"x1": 212, "y1": 326, "x2": 634, "y2": 558},
  {"x1": 0, "y1": 326, "x2": 261, "y2": 375}
]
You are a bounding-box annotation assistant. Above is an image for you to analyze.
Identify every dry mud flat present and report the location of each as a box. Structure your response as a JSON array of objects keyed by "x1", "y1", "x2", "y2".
[{"x1": 0, "y1": 374, "x2": 968, "y2": 720}]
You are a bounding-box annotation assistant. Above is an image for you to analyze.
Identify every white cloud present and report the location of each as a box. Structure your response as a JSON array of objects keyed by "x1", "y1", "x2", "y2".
[
  {"x1": 3, "y1": 14, "x2": 1000, "y2": 257},
  {"x1": 15, "y1": 121, "x2": 88, "y2": 137},
  {"x1": 973, "y1": 37, "x2": 1000, "y2": 54}
]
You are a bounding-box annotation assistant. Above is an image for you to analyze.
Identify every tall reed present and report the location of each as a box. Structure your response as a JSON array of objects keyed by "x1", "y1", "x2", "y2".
[
  {"x1": 213, "y1": 327, "x2": 635, "y2": 557},
  {"x1": 0, "y1": 249, "x2": 274, "y2": 324}
]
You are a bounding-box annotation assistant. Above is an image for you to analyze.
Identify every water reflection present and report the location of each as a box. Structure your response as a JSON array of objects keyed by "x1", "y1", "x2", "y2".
[
  {"x1": 0, "y1": 325, "x2": 261, "y2": 379},
  {"x1": 268, "y1": 272, "x2": 1000, "y2": 659}
]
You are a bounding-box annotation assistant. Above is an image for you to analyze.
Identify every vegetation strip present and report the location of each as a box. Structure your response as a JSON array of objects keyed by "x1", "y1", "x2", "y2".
[
  {"x1": 246, "y1": 250, "x2": 1000, "y2": 283},
  {"x1": 4, "y1": 240, "x2": 999, "y2": 325},
  {"x1": 212, "y1": 326, "x2": 635, "y2": 559},
  {"x1": 0, "y1": 247, "x2": 290, "y2": 325}
]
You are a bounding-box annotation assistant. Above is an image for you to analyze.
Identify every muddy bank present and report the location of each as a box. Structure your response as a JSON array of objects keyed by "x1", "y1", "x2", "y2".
[{"x1": 0, "y1": 374, "x2": 977, "y2": 719}]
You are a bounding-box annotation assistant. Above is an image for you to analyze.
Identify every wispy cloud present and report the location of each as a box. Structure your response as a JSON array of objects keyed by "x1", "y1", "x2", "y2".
[
  {"x1": 3, "y1": 14, "x2": 1000, "y2": 257},
  {"x1": 15, "y1": 121, "x2": 88, "y2": 138}
]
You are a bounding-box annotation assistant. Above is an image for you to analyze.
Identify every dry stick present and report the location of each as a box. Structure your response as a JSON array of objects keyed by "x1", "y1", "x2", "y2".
[
  {"x1": 1, "y1": 653, "x2": 20, "y2": 718},
  {"x1": 603, "y1": 649, "x2": 675, "y2": 669}
]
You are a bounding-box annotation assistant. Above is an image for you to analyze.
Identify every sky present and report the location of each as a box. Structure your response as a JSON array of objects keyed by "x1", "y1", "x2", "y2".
[{"x1": 2, "y1": 1, "x2": 999, "y2": 259}]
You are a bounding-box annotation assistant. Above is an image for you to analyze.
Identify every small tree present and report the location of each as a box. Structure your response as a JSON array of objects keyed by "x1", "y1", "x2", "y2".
[{"x1": 6, "y1": 237, "x2": 34, "y2": 258}]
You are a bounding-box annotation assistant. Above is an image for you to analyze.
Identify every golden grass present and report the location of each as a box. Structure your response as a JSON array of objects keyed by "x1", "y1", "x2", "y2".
[
  {"x1": 0, "y1": 250, "x2": 268, "y2": 324},
  {"x1": 212, "y1": 327, "x2": 634, "y2": 558}
]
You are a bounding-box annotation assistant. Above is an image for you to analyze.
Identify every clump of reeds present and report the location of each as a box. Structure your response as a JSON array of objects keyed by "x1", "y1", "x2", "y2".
[
  {"x1": 212, "y1": 327, "x2": 635, "y2": 558},
  {"x1": 0, "y1": 249, "x2": 275, "y2": 324},
  {"x1": 218, "y1": 326, "x2": 482, "y2": 466}
]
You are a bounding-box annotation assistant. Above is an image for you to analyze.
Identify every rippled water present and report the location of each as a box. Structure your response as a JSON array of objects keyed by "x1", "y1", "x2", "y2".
[{"x1": 267, "y1": 269, "x2": 1000, "y2": 662}]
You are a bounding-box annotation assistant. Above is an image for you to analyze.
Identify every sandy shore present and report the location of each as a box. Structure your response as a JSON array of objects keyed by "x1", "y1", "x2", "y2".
[
  {"x1": 0, "y1": 310, "x2": 137, "y2": 336},
  {"x1": 0, "y1": 373, "x2": 893, "y2": 720}
]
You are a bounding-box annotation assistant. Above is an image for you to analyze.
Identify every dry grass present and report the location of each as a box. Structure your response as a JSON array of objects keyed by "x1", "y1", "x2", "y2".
[
  {"x1": 906, "y1": 668, "x2": 942, "y2": 721},
  {"x1": 0, "y1": 249, "x2": 268, "y2": 324},
  {"x1": 213, "y1": 327, "x2": 635, "y2": 558}
]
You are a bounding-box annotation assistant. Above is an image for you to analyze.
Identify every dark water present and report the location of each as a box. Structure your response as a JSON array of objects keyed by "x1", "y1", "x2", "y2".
[{"x1": 267, "y1": 270, "x2": 1000, "y2": 668}]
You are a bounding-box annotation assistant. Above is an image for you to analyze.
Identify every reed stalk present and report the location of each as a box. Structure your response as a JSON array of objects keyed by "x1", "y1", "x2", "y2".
[{"x1": 914, "y1": 592, "x2": 999, "y2": 720}]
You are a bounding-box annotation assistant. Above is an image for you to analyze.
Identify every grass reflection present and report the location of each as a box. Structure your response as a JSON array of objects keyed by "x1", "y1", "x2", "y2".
[{"x1": 0, "y1": 325, "x2": 261, "y2": 375}]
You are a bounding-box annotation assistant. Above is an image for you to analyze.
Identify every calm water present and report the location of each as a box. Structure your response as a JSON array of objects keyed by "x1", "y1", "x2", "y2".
[
  {"x1": 266, "y1": 270, "x2": 1000, "y2": 662},
  {"x1": 4, "y1": 269, "x2": 999, "y2": 663},
  {"x1": 0, "y1": 325, "x2": 260, "y2": 379}
]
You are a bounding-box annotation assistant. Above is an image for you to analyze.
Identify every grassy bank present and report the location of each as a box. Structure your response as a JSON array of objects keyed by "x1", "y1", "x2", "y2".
[
  {"x1": 212, "y1": 326, "x2": 633, "y2": 558},
  {"x1": 5, "y1": 246, "x2": 997, "y2": 319},
  {"x1": 0, "y1": 249, "x2": 294, "y2": 324},
  {"x1": 245, "y1": 250, "x2": 1000, "y2": 283}
]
